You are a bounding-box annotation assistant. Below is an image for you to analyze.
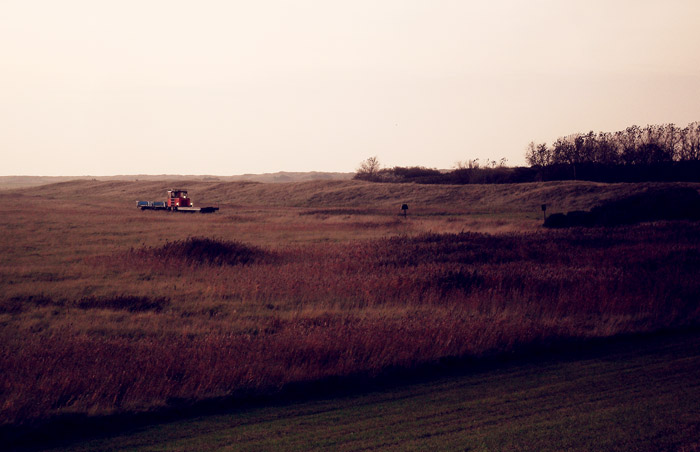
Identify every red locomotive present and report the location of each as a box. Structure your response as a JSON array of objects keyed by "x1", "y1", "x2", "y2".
[
  {"x1": 167, "y1": 189, "x2": 193, "y2": 210},
  {"x1": 136, "y1": 189, "x2": 219, "y2": 213}
]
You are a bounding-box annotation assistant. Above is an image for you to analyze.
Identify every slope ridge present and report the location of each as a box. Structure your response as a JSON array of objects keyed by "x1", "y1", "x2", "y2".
[{"x1": 8, "y1": 179, "x2": 700, "y2": 213}]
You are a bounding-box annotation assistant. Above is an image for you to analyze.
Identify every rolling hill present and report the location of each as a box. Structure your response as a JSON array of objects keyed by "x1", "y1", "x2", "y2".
[{"x1": 7, "y1": 178, "x2": 700, "y2": 217}]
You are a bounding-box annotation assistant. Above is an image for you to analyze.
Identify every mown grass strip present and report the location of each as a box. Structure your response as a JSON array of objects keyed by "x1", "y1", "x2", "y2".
[{"x1": 45, "y1": 331, "x2": 700, "y2": 452}]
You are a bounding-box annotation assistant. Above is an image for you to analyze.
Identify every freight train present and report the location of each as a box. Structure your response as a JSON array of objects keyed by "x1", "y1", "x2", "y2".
[{"x1": 136, "y1": 189, "x2": 219, "y2": 213}]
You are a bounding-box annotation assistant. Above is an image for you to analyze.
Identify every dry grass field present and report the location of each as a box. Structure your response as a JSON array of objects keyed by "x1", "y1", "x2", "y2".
[
  {"x1": 1, "y1": 179, "x2": 699, "y2": 445},
  {"x1": 46, "y1": 330, "x2": 700, "y2": 452}
]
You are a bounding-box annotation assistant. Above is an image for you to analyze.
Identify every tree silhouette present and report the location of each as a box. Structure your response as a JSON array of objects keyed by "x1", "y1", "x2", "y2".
[{"x1": 354, "y1": 156, "x2": 382, "y2": 181}]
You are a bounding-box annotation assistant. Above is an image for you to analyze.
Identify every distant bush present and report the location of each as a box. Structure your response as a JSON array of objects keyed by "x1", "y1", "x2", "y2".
[
  {"x1": 354, "y1": 165, "x2": 446, "y2": 183},
  {"x1": 138, "y1": 237, "x2": 269, "y2": 266},
  {"x1": 353, "y1": 164, "x2": 535, "y2": 185},
  {"x1": 355, "y1": 161, "x2": 700, "y2": 185},
  {"x1": 544, "y1": 187, "x2": 700, "y2": 228},
  {"x1": 448, "y1": 166, "x2": 535, "y2": 184}
]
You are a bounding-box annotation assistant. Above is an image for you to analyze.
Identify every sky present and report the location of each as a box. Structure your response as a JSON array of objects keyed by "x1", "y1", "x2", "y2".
[{"x1": 2, "y1": 0, "x2": 700, "y2": 176}]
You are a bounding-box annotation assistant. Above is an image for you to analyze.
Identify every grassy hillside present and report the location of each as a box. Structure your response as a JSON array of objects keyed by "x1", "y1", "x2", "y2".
[
  {"x1": 11, "y1": 178, "x2": 699, "y2": 214},
  {"x1": 1, "y1": 180, "x2": 699, "y2": 444},
  {"x1": 0, "y1": 172, "x2": 352, "y2": 190}
]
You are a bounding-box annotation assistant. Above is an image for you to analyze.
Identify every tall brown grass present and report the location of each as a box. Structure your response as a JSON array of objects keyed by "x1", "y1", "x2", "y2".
[{"x1": 1, "y1": 180, "x2": 699, "y2": 427}]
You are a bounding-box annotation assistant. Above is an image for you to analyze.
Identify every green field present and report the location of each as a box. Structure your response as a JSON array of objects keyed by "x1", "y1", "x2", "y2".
[{"x1": 46, "y1": 331, "x2": 700, "y2": 452}]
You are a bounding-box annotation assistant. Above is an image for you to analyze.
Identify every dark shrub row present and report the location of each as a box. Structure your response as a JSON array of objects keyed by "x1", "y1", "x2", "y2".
[
  {"x1": 355, "y1": 162, "x2": 700, "y2": 185},
  {"x1": 545, "y1": 187, "x2": 700, "y2": 228},
  {"x1": 3, "y1": 295, "x2": 169, "y2": 313},
  {"x1": 139, "y1": 237, "x2": 269, "y2": 266},
  {"x1": 77, "y1": 296, "x2": 170, "y2": 312}
]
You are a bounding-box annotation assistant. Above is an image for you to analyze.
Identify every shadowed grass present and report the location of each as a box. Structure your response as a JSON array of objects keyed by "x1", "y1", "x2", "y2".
[
  {"x1": 33, "y1": 330, "x2": 700, "y2": 452},
  {"x1": 136, "y1": 237, "x2": 270, "y2": 266},
  {"x1": 76, "y1": 296, "x2": 170, "y2": 312}
]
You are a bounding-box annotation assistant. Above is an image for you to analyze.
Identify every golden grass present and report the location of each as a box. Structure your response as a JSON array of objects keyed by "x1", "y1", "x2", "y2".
[{"x1": 1, "y1": 180, "x2": 699, "y2": 426}]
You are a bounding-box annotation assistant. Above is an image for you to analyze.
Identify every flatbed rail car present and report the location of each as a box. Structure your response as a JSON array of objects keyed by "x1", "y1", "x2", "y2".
[
  {"x1": 136, "y1": 189, "x2": 219, "y2": 213},
  {"x1": 136, "y1": 201, "x2": 167, "y2": 210}
]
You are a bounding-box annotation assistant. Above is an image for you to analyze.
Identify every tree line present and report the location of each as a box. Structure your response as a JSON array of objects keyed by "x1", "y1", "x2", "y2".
[
  {"x1": 526, "y1": 122, "x2": 700, "y2": 167},
  {"x1": 354, "y1": 157, "x2": 534, "y2": 184},
  {"x1": 354, "y1": 121, "x2": 700, "y2": 184}
]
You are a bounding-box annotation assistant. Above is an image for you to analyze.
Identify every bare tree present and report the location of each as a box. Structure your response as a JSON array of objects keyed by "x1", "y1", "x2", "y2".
[
  {"x1": 454, "y1": 159, "x2": 481, "y2": 170},
  {"x1": 354, "y1": 156, "x2": 381, "y2": 181},
  {"x1": 679, "y1": 122, "x2": 700, "y2": 161}
]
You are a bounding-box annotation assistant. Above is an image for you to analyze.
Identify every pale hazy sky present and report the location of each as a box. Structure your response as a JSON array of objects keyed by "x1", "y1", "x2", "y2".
[{"x1": 2, "y1": 0, "x2": 700, "y2": 176}]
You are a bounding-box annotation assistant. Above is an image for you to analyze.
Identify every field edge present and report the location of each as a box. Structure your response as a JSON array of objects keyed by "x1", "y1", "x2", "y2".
[{"x1": 5, "y1": 325, "x2": 700, "y2": 451}]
